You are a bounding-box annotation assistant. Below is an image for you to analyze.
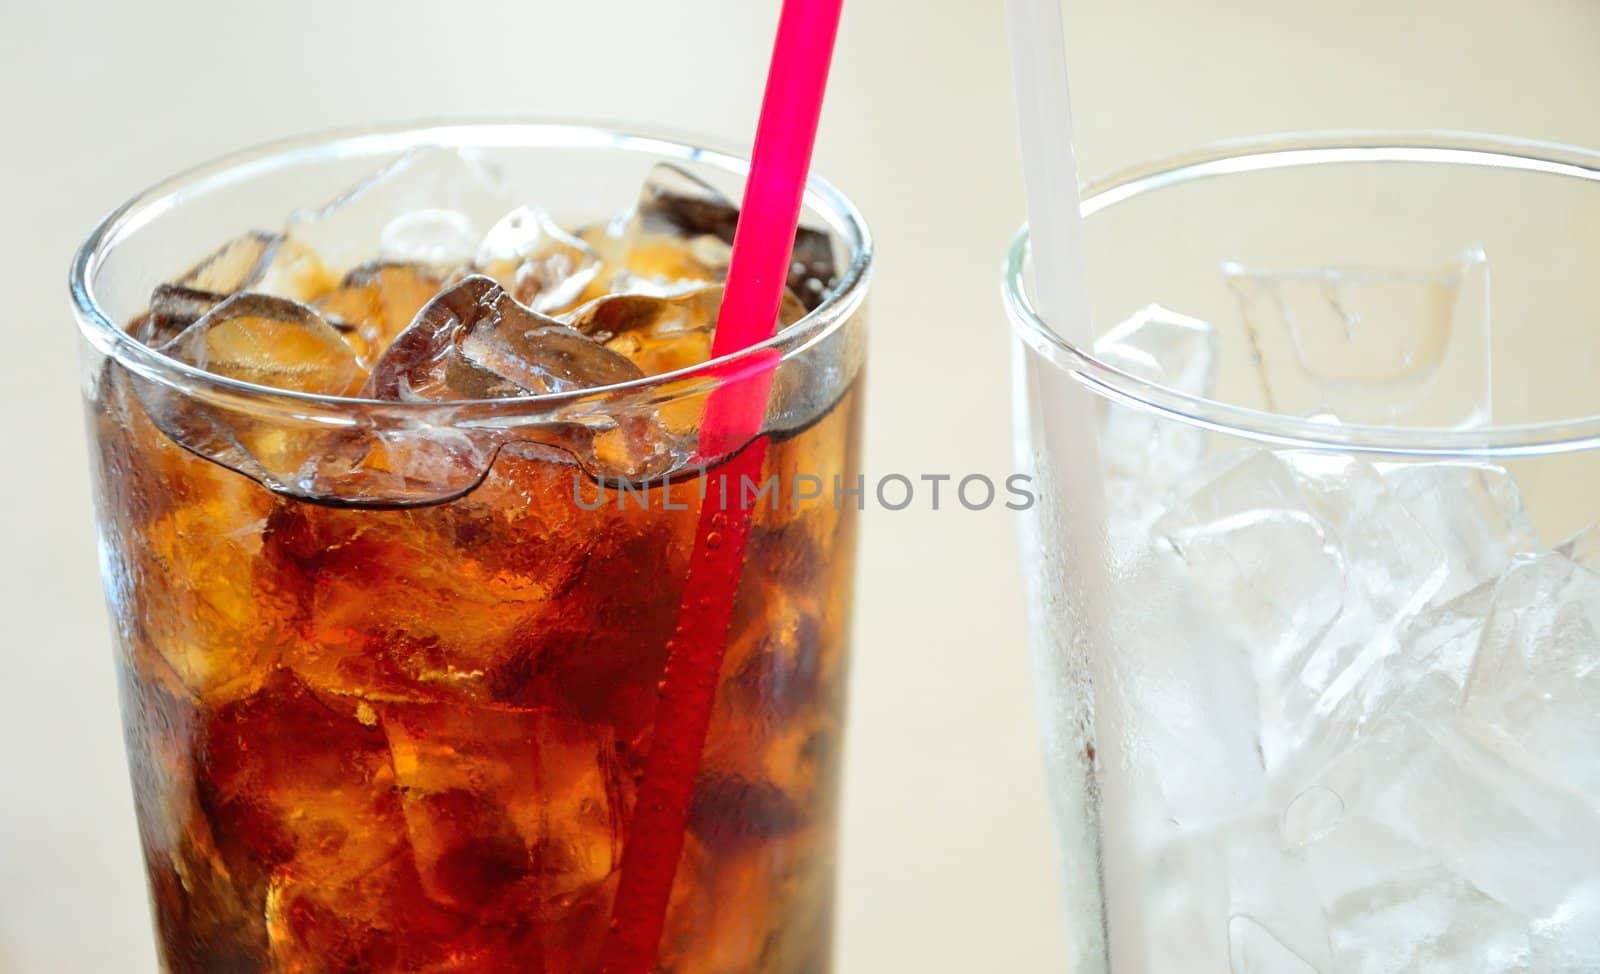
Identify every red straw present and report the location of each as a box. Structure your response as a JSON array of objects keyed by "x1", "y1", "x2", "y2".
[{"x1": 598, "y1": 2, "x2": 845, "y2": 972}]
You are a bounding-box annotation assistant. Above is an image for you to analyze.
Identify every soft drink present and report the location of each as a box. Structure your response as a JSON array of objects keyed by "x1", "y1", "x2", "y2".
[{"x1": 79, "y1": 132, "x2": 868, "y2": 973}]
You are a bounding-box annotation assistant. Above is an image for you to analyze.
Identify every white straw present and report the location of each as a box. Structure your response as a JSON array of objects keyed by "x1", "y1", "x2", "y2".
[
  {"x1": 1004, "y1": 0, "x2": 1092, "y2": 348},
  {"x1": 1003, "y1": 1, "x2": 1146, "y2": 970}
]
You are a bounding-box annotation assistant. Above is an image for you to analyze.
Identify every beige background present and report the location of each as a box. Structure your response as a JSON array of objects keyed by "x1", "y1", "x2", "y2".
[{"x1": 1, "y1": 1, "x2": 1597, "y2": 971}]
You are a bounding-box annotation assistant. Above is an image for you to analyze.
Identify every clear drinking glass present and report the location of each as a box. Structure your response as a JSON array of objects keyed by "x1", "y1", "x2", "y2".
[
  {"x1": 72, "y1": 121, "x2": 871, "y2": 973},
  {"x1": 1003, "y1": 133, "x2": 1600, "y2": 973}
]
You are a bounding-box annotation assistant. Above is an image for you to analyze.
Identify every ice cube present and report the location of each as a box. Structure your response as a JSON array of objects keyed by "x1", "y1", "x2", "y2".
[
  {"x1": 134, "y1": 284, "x2": 225, "y2": 347},
  {"x1": 165, "y1": 230, "x2": 334, "y2": 306},
  {"x1": 1094, "y1": 306, "x2": 1218, "y2": 540},
  {"x1": 378, "y1": 208, "x2": 478, "y2": 268},
  {"x1": 249, "y1": 237, "x2": 337, "y2": 302},
  {"x1": 623, "y1": 163, "x2": 735, "y2": 289},
  {"x1": 1181, "y1": 452, "x2": 1465, "y2": 782},
  {"x1": 1154, "y1": 452, "x2": 1345, "y2": 765},
  {"x1": 1224, "y1": 249, "x2": 1491, "y2": 427},
  {"x1": 263, "y1": 851, "x2": 471, "y2": 972},
  {"x1": 1324, "y1": 866, "x2": 1532, "y2": 973},
  {"x1": 378, "y1": 702, "x2": 629, "y2": 911},
  {"x1": 357, "y1": 277, "x2": 673, "y2": 484},
  {"x1": 1396, "y1": 577, "x2": 1498, "y2": 691},
  {"x1": 1280, "y1": 784, "x2": 1344, "y2": 849},
  {"x1": 561, "y1": 284, "x2": 804, "y2": 376},
  {"x1": 362, "y1": 276, "x2": 524, "y2": 401},
  {"x1": 1110, "y1": 548, "x2": 1265, "y2": 829},
  {"x1": 1269, "y1": 455, "x2": 1452, "y2": 756},
  {"x1": 1461, "y1": 553, "x2": 1600, "y2": 809},
  {"x1": 286, "y1": 146, "x2": 517, "y2": 273},
  {"x1": 687, "y1": 773, "x2": 804, "y2": 853},
  {"x1": 162, "y1": 292, "x2": 366, "y2": 396},
  {"x1": 1306, "y1": 822, "x2": 1529, "y2": 969},
  {"x1": 593, "y1": 162, "x2": 839, "y2": 309},
  {"x1": 1301, "y1": 815, "x2": 1438, "y2": 911},
  {"x1": 198, "y1": 672, "x2": 409, "y2": 896},
  {"x1": 263, "y1": 496, "x2": 581, "y2": 708},
  {"x1": 1218, "y1": 827, "x2": 1335, "y2": 970},
  {"x1": 637, "y1": 162, "x2": 740, "y2": 240},
  {"x1": 723, "y1": 588, "x2": 827, "y2": 725},
  {"x1": 1097, "y1": 303, "x2": 1219, "y2": 398},
  {"x1": 1229, "y1": 915, "x2": 1323, "y2": 974},
  {"x1": 1281, "y1": 577, "x2": 1494, "y2": 792},
  {"x1": 1531, "y1": 880, "x2": 1600, "y2": 973},
  {"x1": 1139, "y1": 819, "x2": 1332, "y2": 972},
  {"x1": 1378, "y1": 461, "x2": 1540, "y2": 598},
  {"x1": 564, "y1": 285, "x2": 722, "y2": 343},
  {"x1": 175, "y1": 231, "x2": 283, "y2": 293},
  {"x1": 462, "y1": 321, "x2": 643, "y2": 395},
  {"x1": 312, "y1": 261, "x2": 444, "y2": 367},
  {"x1": 1365, "y1": 716, "x2": 1600, "y2": 918},
  {"x1": 1555, "y1": 522, "x2": 1600, "y2": 571},
  {"x1": 364, "y1": 275, "x2": 642, "y2": 401},
  {"x1": 140, "y1": 295, "x2": 376, "y2": 496},
  {"x1": 99, "y1": 371, "x2": 293, "y2": 704},
  {"x1": 1158, "y1": 449, "x2": 1550, "y2": 821},
  {"x1": 1140, "y1": 824, "x2": 1231, "y2": 970},
  {"x1": 1280, "y1": 452, "x2": 1450, "y2": 641},
  {"x1": 641, "y1": 163, "x2": 840, "y2": 308},
  {"x1": 1285, "y1": 695, "x2": 1597, "y2": 924},
  {"x1": 476, "y1": 205, "x2": 603, "y2": 313}
]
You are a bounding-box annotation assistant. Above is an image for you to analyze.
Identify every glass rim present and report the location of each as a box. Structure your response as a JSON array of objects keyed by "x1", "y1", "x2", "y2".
[
  {"x1": 1002, "y1": 130, "x2": 1600, "y2": 458},
  {"x1": 70, "y1": 118, "x2": 874, "y2": 421}
]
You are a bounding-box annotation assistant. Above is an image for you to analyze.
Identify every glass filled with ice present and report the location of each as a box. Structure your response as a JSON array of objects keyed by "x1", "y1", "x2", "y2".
[
  {"x1": 1002, "y1": 134, "x2": 1600, "y2": 973},
  {"x1": 71, "y1": 122, "x2": 870, "y2": 973}
]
